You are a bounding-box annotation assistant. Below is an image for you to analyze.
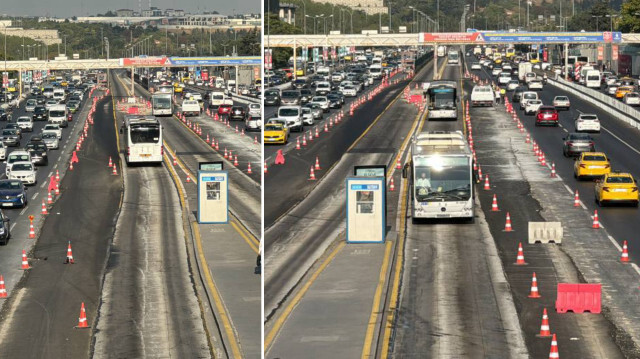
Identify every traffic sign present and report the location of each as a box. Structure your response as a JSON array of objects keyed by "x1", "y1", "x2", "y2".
[{"x1": 420, "y1": 32, "x2": 485, "y2": 43}]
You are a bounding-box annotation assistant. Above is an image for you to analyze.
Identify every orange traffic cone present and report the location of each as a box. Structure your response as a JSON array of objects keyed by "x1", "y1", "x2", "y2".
[
  {"x1": 389, "y1": 177, "x2": 395, "y2": 192},
  {"x1": 592, "y1": 210, "x2": 600, "y2": 229},
  {"x1": 41, "y1": 200, "x2": 47, "y2": 215},
  {"x1": 186, "y1": 175, "x2": 191, "y2": 183},
  {"x1": 173, "y1": 157, "x2": 177, "y2": 166},
  {"x1": 504, "y1": 212, "x2": 513, "y2": 232},
  {"x1": 234, "y1": 155, "x2": 239, "y2": 167},
  {"x1": 264, "y1": 161, "x2": 268, "y2": 174},
  {"x1": 108, "y1": 156, "x2": 112, "y2": 167},
  {"x1": 538, "y1": 308, "x2": 551, "y2": 337},
  {"x1": 76, "y1": 302, "x2": 89, "y2": 329},
  {"x1": 315, "y1": 156, "x2": 321, "y2": 170},
  {"x1": 528, "y1": 272, "x2": 541, "y2": 298},
  {"x1": 621, "y1": 240, "x2": 630, "y2": 263},
  {"x1": 549, "y1": 333, "x2": 559, "y2": 358},
  {"x1": 491, "y1": 194, "x2": 499, "y2": 211},
  {"x1": 574, "y1": 190, "x2": 580, "y2": 207},
  {"x1": 55, "y1": 182, "x2": 60, "y2": 195},
  {"x1": 112, "y1": 164, "x2": 118, "y2": 176},
  {"x1": 0, "y1": 275, "x2": 7, "y2": 298},
  {"x1": 550, "y1": 163, "x2": 557, "y2": 178},
  {"x1": 247, "y1": 162, "x2": 252, "y2": 174},
  {"x1": 302, "y1": 134, "x2": 308, "y2": 146},
  {"x1": 296, "y1": 137, "x2": 301, "y2": 150},
  {"x1": 47, "y1": 191, "x2": 53, "y2": 204},
  {"x1": 21, "y1": 250, "x2": 30, "y2": 270},
  {"x1": 29, "y1": 222, "x2": 35, "y2": 239},
  {"x1": 396, "y1": 158, "x2": 402, "y2": 170},
  {"x1": 515, "y1": 242, "x2": 526, "y2": 265},
  {"x1": 66, "y1": 241, "x2": 74, "y2": 264},
  {"x1": 484, "y1": 174, "x2": 490, "y2": 190},
  {"x1": 309, "y1": 166, "x2": 316, "y2": 180}
]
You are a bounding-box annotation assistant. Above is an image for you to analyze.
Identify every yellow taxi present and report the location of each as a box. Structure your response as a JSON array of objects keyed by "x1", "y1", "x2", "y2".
[
  {"x1": 615, "y1": 85, "x2": 634, "y2": 99},
  {"x1": 574, "y1": 152, "x2": 611, "y2": 180},
  {"x1": 595, "y1": 172, "x2": 639, "y2": 206},
  {"x1": 264, "y1": 123, "x2": 288, "y2": 144},
  {"x1": 173, "y1": 83, "x2": 183, "y2": 93}
]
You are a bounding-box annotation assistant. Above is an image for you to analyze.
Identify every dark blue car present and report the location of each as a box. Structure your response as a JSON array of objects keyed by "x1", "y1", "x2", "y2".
[{"x1": 0, "y1": 180, "x2": 27, "y2": 208}]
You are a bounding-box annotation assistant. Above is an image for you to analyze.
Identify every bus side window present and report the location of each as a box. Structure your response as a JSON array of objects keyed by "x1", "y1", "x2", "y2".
[{"x1": 402, "y1": 163, "x2": 411, "y2": 179}]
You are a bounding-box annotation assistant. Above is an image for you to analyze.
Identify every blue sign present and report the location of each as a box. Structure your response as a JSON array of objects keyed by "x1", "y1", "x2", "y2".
[
  {"x1": 481, "y1": 32, "x2": 615, "y2": 43},
  {"x1": 613, "y1": 32, "x2": 622, "y2": 43},
  {"x1": 350, "y1": 184, "x2": 380, "y2": 190},
  {"x1": 168, "y1": 57, "x2": 261, "y2": 66},
  {"x1": 202, "y1": 176, "x2": 225, "y2": 181}
]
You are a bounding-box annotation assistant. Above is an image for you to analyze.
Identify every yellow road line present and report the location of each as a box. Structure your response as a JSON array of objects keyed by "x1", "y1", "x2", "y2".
[
  {"x1": 360, "y1": 239, "x2": 394, "y2": 359},
  {"x1": 380, "y1": 176, "x2": 409, "y2": 358},
  {"x1": 164, "y1": 152, "x2": 243, "y2": 359},
  {"x1": 265, "y1": 241, "x2": 347, "y2": 351},
  {"x1": 231, "y1": 221, "x2": 259, "y2": 253}
]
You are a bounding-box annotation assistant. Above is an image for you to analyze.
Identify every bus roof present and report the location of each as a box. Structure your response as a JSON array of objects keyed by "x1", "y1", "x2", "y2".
[
  {"x1": 412, "y1": 131, "x2": 471, "y2": 155},
  {"x1": 423, "y1": 80, "x2": 457, "y2": 92},
  {"x1": 124, "y1": 116, "x2": 159, "y2": 126}
]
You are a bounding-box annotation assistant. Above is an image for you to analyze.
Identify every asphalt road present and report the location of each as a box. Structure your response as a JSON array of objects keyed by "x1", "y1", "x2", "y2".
[
  {"x1": 91, "y1": 72, "x2": 210, "y2": 358},
  {"x1": 0, "y1": 91, "x2": 122, "y2": 358}
]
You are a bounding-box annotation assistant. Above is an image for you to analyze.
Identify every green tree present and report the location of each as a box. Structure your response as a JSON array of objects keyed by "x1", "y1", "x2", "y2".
[{"x1": 620, "y1": 0, "x2": 640, "y2": 32}]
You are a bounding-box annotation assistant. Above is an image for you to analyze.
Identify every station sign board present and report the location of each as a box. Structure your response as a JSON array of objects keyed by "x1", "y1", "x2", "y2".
[
  {"x1": 121, "y1": 57, "x2": 171, "y2": 66},
  {"x1": 169, "y1": 56, "x2": 261, "y2": 66},
  {"x1": 418, "y1": 31, "x2": 623, "y2": 44},
  {"x1": 420, "y1": 32, "x2": 485, "y2": 43}
]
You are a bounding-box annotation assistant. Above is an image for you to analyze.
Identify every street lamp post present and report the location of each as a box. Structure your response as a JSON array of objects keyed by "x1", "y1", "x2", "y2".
[
  {"x1": 299, "y1": 0, "x2": 307, "y2": 34},
  {"x1": 605, "y1": 14, "x2": 619, "y2": 32},
  {"x1": 323, "y1": 15, "x2": 333, "y2": 35},
  {"x1": 592, "y1": 15, "x2": 602, "y2": 31}
]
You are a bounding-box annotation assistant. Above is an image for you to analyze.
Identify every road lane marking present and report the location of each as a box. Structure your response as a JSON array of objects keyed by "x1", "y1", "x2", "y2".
[
  {"x1": 607, "y1": 235, "x2": 623, "y2": 252},
  {"x1": 265, "y1": 241, "x2": 347, "y2": 351},
  {"x1": 361, "y1": 239, "x2": 394, "y2": 359},
  {"x1": 10, "y1": 223, "x2": 15, "y2": 231},
  {"x1": 31, "y1": 192, "x2": 38, "y2": 200},
  {"x1": 19, "y1": 208, "x2": 26, "y2": 215}
]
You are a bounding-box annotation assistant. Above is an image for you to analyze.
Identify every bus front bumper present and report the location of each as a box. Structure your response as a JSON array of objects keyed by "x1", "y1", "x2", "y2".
[{"x1": 413, "y1": 201, "x2": 473, "y2": 219}]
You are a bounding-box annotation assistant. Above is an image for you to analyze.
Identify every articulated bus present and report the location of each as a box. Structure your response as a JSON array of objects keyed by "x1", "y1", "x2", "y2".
[
  {"x1": 406, "y1": 131, "x2": 474, "y2": 222},
  {"x1": 425, "y1": 80, "x2": 458, "y2": 120},
  {"x1": 123, "y1": 116, "x2": 163, "y2": 164}
]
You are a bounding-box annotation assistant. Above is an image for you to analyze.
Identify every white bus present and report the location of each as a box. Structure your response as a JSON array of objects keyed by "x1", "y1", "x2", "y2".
[
  {"x1": 437, "y1": 46, "x2": 447, "y2": 57},
  {"x1": 123, "y1": 116, "x2": 163, "y2": 164},
  {"x1": 152, "y1": 93, "x2": 173, "y2": 116},
  {"x1": 406, "y1": 131, "x2": 474, "y2": 222},
  {"x1": 447, "y1": 50, "x2": 459, "y2": 65},
  {"x1": 425, "y1": 80, "x2": 458, "y2": 120}
]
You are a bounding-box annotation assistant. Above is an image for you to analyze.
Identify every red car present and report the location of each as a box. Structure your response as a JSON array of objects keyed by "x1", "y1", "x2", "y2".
[
  {"x1": 218, "y1": 104, "x2": 232, "y2": 116},
  {"x1": 535, "y1": 106, "x2": 559, "y2": 126}
]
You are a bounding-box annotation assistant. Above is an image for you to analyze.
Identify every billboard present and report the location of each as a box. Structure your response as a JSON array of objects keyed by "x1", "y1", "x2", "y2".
[
  {"x1": 597, "y1": 46, "x2": 604, "y2": 61},
  {"x1": 420, "y1": 32, "x2": 485, "y2": 43},
  {"x1": 264, "y1": 50, "x2": 272, "y2": 70},
  {"x1": 121, "y1": 57, "x2": 170, "y2": 66},
  {"x1": 482, "y1": 32, "x2": 622, "y2": 43},
  {"x1": 169, "y1": 57, "x2": 261, "y2": 66}
]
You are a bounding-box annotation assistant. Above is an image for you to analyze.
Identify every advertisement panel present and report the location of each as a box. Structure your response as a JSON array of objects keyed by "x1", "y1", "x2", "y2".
[
  {"x1": 169, "y1": 57, "x2": 261, "y2": 66},
  {"x1": 121, "y1": 57, "x2": 170, "y2": 66},
  {"x1": 597, "y1": 46, "x2": 604, "y2": 61},
  {"x1": 264, "y1": 49, "x2": 272, "y2": 70},
  {"x1": 612, "y1": 45, "x2": 619, "y2": 61},
  {"x1": 481, "y1": 32, "x2": 621, "y2": 43},
  {"x1": 420, "y1": 32, "x2": 485, "y2": 43},
  {"x1": 2, "y1": 72, "x2": 7, "y2": 89}
]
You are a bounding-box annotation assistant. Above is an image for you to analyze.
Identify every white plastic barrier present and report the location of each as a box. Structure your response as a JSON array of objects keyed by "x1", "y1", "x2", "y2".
[
  {"x1": 548, "y1": 78, "x2": 640, "y2": 130},
  {"x1": 528, "y1": 222, "x2": 563, "y2": 244}
]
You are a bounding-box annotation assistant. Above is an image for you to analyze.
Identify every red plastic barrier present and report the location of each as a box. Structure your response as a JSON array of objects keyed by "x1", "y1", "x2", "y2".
[
  {"x1": 127, "y1": 106, "x2": 140, "y2": 115},
  {"x1": 409, "y1": 94, "x2": 423, "y2": 104},
  {"x1": 556, "y1": 283, "x2": 601, "y2": 314}
]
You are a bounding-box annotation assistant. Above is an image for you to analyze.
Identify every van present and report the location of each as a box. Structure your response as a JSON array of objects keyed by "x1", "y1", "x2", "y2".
[
  {"x1": 48, "y1": 105, "x2": 68, "y2": 128},
  {"x1": 316, "y1": 67, "x2": 331, "y2": 80},
  {"x1": 579, "y1": 66, "x2": 595, "y2": 85},
  {"x1": 315, "y1": 81, "x2": 331, "y2": 96},
  {"x1": 369, "y1": 65, "x2": 383, "y2": 79},
  {"x1": 43, "y1": 86, "x2": 54, "y2": 98},
  {"x1": 519, "y1": 91, "x2": 539, "y2": 110},
  {"x1": 585, "y1": 70, "x2": 601, "y2": 88},
  {"x1": 277, "y1": 106, "x2": 303, "y2": 132},
  {"x1": 52, "y1": 88, "x2": 65, "y2": 103}
]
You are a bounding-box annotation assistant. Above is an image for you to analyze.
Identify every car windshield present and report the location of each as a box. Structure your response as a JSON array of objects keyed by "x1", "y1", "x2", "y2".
[
  {"x1": 281, "y1": 91, "x2": 299, "y2": 98},
  {"x1": 581, "y1": 115, "x2": 598, "y2": 121},
  {"x1": 3, "y1": 130, "x2": 16, "y2": 135},
  {"x1": 17, "y1": 118, "x2": 30, "y2": 122},
  {"x1": 583, "y1": 155, "x2": 607, "y2": 161},
  {"x1": 44, "y1": 125, "x2": 59, "y2": 130},
  {"x1": 12, "y1": 163, "x2": 32, "y2": 171},
  {"x1": 568, "y1": 133, "x2": 591, "y2": 140},
  {"x1": 50, "y1": 110, "x2": 65, "y2": 117},
  {"x1": 279, "y1": 108, "x2": 299, "y2": 116},
  {"x1": 265, "y1": 125, "x2": 282, "y2": 131},
  {"x1": 523, "y1": 94, "x2": 537, "y2": 99},
  {"x1": 312, "y1": 97, "x2": 326, "y2": 102},
  {"x1": 42, "y1": 133, "x2": 57, "y2": 139},
  {"x1": 607, "y1": 176, "x2": 633, "y2": 184},
  {"x1": 555, "y1": 97, "x2": 568, "y2": 101},
  {"x1": 265, "y1": 90, "x2": 279, "y2": 96},
  {"x1": 0, "y1": 181, "x2": 22, "y2": 190}
]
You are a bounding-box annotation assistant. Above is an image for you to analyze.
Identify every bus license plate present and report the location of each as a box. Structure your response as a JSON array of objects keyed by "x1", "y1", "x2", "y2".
[{"x1": 140, "y1": 154, "x2": 151, "y2": 157}]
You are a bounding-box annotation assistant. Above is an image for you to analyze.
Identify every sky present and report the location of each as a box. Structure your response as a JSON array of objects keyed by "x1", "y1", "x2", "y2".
[{"x1": 1, "y1": 0, "x2": 259, "y2": 17}]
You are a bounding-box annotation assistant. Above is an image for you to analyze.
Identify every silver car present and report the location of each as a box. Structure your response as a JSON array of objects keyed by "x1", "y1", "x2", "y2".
[
  {"x1": 25, "y1": 99, "x2": 37, "y2": 112},
  {"x1": 41, "y1": 131, "x2": 60, "y2": 149}
]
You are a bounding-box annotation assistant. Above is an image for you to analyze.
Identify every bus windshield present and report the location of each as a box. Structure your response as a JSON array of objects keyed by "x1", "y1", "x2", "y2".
[
  {"x1": 130, "y1": 125, "x2": 160, "y2": 144},
  {"x1": 153, "y1": 97, "x2": 171, "y2": 109},
  {"x1": 429, "y1": 88, "x2": 456, "y2": 109},
  {"x1": 414, "y1": 156, "x2": 470, "y2": 202}
]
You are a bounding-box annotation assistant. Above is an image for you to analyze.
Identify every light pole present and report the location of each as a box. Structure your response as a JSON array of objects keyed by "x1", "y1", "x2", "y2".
[
  {"x1": 2, "y1": 24, "x2": 6, "y2": 70},
  {"x1": 592, "y1": 15, "x2": 602, "y2": 31},
  {"x1": 605, "y1": 14, "x2": 619, "y2": 32},
  {"x1": 104, "y1": 37, "x2": 110, "y2": 59},
  {"x1": 323, "y1": 15, "x2": 333, "y2": 35},
  {"x1": 437, "y1": 0, "x2": 440, "y2": 32},
  {"x1": 299, "y1": 0, "x2": 307, "y2": 34},
  {"x1": 63, "y1": 34, "x2": 67, "y2": 55},
  {"x1": 388, "y1": 0, "x2": 392, "y2": 33}
]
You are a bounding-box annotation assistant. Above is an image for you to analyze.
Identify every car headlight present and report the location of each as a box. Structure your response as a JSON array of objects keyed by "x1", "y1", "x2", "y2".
[{"x1": 17, "y1": 193, "x2": 23, "y2": 198}]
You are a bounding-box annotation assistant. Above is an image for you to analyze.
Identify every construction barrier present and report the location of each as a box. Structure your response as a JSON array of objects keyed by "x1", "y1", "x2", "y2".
[
  {"x1": 556, "y1": 283, "x2": 601, "y2": 314},
  {"x1": 528, "y1": 222, "x2": 563, "y2": 244}
]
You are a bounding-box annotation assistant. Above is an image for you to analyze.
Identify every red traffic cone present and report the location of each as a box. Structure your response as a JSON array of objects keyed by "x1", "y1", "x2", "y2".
[
  {"x1": 550, "y1": 163, "x2": 557, "y2": 178},
  {"x1": 47, "y1": 191, "x2": 53, "y2": 204},
  {"x1": 538, "y1": 308, "x2": 551, "y2": 337},
  {"x1": 491, "y1": 194, "x2": 499, "y2": 211},
  {"x1": 41, "y1": 200, "x2": 47, "y2": 215},
  {"x1": 528, "y1": 272, "x2": 541, "y2": 298},
  {"x1": 77, "y1": 302, "x2": 89, "y2": 328},
  {"x1": 315, "y1": 127, "x2": 320, "y2": 138},
  {"x1": 56, "y1": 170, "x2": 60, "y2": 182},
  {"x1": 264, "y1": 161, "x2": 268, "y2": 174},
  {"x1": 574, "y1": 190, "x2": 580, "y2": 207},
  {"x1": 69, "y1": 160, "x2": 74, "y2": 171},
  {"x1": 21, "y1": 250, "x2": 30, "y2": 270},
  {"x1": 66, "y1": 241, "x2": 74, "y2": 264},
  {"x1": 389, "y1": 177, "x2": 395, "y2": 192},
  {"x1": 621, "y1": 240, "x2": 630, "y2": 262},
  {"x1": 173, "y1": 157, "x2": 177, "y2": 166},
  {"x1": 315, "y1": 156, "x2": 321, "y2": 170},
  {"x1": 254, "y1": 136, "x2": 258, "y2": 145},
  {"x1": 477, "y1": 166, "x2": 483, "y2": 181},
  {"x1": 592, "y1": 210, "x2": 600, "y2": 229},
  {"x1": 396, "y1": 158, "x2": 402, "y2": 170},
  {"x1": 302, "y1": 134, "x2": 308, "y2": 146},
  {"x1": 108, "y1": 156, "x2": 113, "y2": 167},
  {"x1": 549, "y1": 333, "x2": 559, "y2": 358},
  {"x1": 224, "y1": 148, "x2": 228, "y2": 159},
  {"x1": 309, "y1": 166, "x2": 316, "y2": 180},
  {"x1": 234, "y1": 155, "x2": 239, "y2": 167},
  {"x1": 247, "y1": 162, "x2": 252, "y2": 174},
  {"x1": 504, "y1": 212, "x2": 513, "y2": 232},
  {"x1": 55, "y1": 182, "x2": 60, "y2": 195},
  {"x1": 515, "y1": 242, "x2": 526, "y2": 265},
  {"x1": 186, "y1": 175, "x2": 191, "y2": 183},
  {"x1": 112, "y1": 164, "x2": 118, "y2": 176},
  {"x1": 0, "y1": 275, "x2": 7, "y2": 298},
  {"x1": 484, "y1": 174, "x2": 491, "y2": 190},
  {"x1": 29, "y1": 222, "x2": 35, "y2": 239},
  {"x1": 296, "y1": 137, "x2": 301, "y2": 150}
]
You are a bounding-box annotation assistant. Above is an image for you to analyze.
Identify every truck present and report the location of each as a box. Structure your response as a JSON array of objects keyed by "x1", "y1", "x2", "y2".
[
  {"x1": 518, "y1": 62, "x2": 533, "y2": 82},
  {"x1": 181, "y1": 99, "x2": 201, "y2": 117},
  {"x1": 470, "y1": 85, "x2": 495, "y2": 107}
]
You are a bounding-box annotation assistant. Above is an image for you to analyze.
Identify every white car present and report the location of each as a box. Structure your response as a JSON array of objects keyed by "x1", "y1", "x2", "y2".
[
  {"x1": 310, "y1": 96, "x2": 329, "y2": 112},
  {"x1": 44, "y1": 99, "x2": 59, "y2": 110},
  {"x1": 520, "y1": 91, "x2": 539, "y2": 109},
  {"x1": 342, "y1": 85, "x2": 357, "y2": 97},
  {"x1": 25, "y1": 99, "x2": 37, "y2": 112},
  {"x1": 524, "y1": 100, "x2": 543, "y2": 115},
  {"x1": 248, "y1": 103, "x2": 262, "y2": 117},
  {"x1": 498, "y1": 72, "x2": 512, "y2": 85},
  {"x1": 575, "y1": 114, "x2": 601, "y2": 132},
  {"x1": 491, "y1": 67, "x2": 502, "y2": 76},
  {"x1": 507, "y1": 80, "x2": 520, "y2": 91},
  {"x1": 0, "y1": 142, "x2": 6, "y2": 160},
  {"x1": 605, "y1": 76, "x2": 618, "y2": 86},
  {"x1": 43, "y1": 124, "x2": 62, "y2": 139},
  {"x1": 471, "y1": 62, "x2": 481, "y2": 70},
  {"x1": 624, "y1": 92, "x2": 640, "y2": 106},
  {"x1": 552, "y1": 96, "x2": 571, "y2": 110},
  {"x1": 300, "y1": 107, "x2": 314, "y2": 126},
  {"x1": 41, "y1": 131, "x2": 60, "y2": 149},
  {"x1": 528, "y1": 80, "x2": 544, "y2": 90},
  {"x1": 16, "y1": 116, "x2": 34, "y2": 132},
  {"x1": 8, "y1": 161, "x2": 36, "y2": 185}
]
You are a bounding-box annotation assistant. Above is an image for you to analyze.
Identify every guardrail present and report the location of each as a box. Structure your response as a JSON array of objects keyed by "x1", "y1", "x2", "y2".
[{"x1": 548, "y1": 77, "x2": 640, "y2": 130}]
